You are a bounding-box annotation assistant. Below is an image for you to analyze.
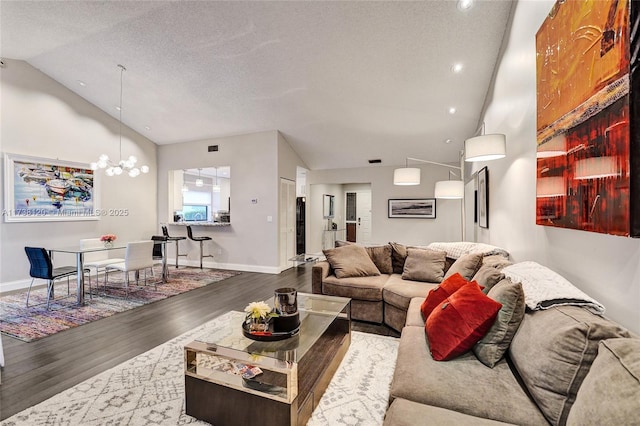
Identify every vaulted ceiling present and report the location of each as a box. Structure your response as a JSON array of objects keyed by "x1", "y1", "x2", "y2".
[{"x1": 1, "y1": 0, "x2": 513, "y2": 170}]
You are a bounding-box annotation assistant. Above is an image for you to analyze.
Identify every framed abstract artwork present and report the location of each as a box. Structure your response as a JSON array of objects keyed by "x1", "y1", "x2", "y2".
[
  {"x1": 3, "y1": 153, "x2": 100, "y2": 222},
  {"x1": 536, "y1": 0, "x2": 640, "y2": 237},
  {"x1": 388, "y1": 198, "x2": 436, "y2": 219},
  {"x1": 478, "y1": 167, "x2": 489, "y2": 228}
]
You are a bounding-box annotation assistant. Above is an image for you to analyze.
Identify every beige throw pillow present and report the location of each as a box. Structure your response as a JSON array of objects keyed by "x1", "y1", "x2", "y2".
[
  {"x1": 334, "y1": 241, "x2": 392, "y2": 274},
  {"x1": 473, "y1": 278, "x2": 525, "y2": 367},
  {"x1": 323, "y1": 244, "x2": 381, "y2": 279},
  {"x1": 472, "y1": 265, "x2": 506, "y2": 294},
  {"x1": 444, "y1": 252, "x2": 484, "y2": 281},
  {"x1": 401, "y1": 248, "x2": 446, "y2": 283}
]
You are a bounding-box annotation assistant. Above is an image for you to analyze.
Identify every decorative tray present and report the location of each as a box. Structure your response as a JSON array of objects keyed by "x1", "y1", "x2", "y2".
[{"x1": 241, "y1": 321, "x2": 300, "y2": 341}]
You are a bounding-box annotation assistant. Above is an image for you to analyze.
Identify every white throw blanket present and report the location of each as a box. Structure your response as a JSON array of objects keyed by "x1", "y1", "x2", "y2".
[{"x1": 502, "y1": 261, "x2": 605, "y2": 314}]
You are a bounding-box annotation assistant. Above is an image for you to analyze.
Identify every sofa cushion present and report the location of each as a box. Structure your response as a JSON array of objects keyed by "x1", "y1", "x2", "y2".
[
  {"x1": 426, "y1": 284, "x2": 502, "y2": 361},
  {"x1": 384, "y1": 274, "x2": 438, "y2": 311},
  {"x1": 473, "y1": 279, "x2": 525, "y2": 368},
  {"x1": 402, "y1": 248, "x2": 446, "y2": 283},
  {"x1": 567, "y1": 338, "x2": 640, "y2": 425},
  {"x1": 405, "y1": 297, "x2": 426, "y2": 327},
  {"x1": 384, "y1": 398, "x2": 516, "y2": 426},
  {"x1": 509, "y1": 306, "x2": 631, "y2": 426},
  {"x1": 482, "y1": 254, "x2": 513, "y2": 270},
  {"x1": 365, "y1": 244, "x2": 393, "y2": 274},
  {"x1": 335, "y1": 241, "x2": 393, "y2": 274},
  {"x1": 444, "y1": 252, "x2": 484, "y2": 280},
  {"x1": 323, "y1": 244, "x2": 380, "y2": 278},
  {"x1": 390, "y1": 326, "x2": 549, "y2": 425},
  {"x1": 472, "y1": 265, "x2": 505, "y2": 294},
  {"x1": 390, "y1": 242, "x2": 409, "y2": 274},
  {"x1": 322, "y1": 274, "x2": 389, "y2": 301},
  {"x1": 420, "y1": 273, "x2": 476, "y2": 319}
]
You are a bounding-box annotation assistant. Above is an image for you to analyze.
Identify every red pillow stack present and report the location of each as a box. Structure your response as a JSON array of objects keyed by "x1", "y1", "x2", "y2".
[{"x1": 420, "y1": 273, "x2": 502, "y2": 361}]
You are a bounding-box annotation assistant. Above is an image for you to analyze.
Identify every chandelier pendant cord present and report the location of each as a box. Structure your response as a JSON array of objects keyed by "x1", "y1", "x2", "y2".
[{"x1": 117, "y1": 64, "x2": 126, "y2": 164}]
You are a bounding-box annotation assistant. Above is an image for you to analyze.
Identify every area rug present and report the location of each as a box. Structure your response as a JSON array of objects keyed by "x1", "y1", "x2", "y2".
[
  {"x1": 0, "y1": 311, "x2": 399, "y2": 426},
  {"x1": 0, "y1": 268, "x2": 241, "y2": 342}
]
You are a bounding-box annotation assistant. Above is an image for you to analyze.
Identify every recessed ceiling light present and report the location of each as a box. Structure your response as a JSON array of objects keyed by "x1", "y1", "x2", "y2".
[
  {"x1": 458, "y1": 0, "x2": 474, "y2": 11},
  {"x1": 115, "y1": 106, "x2": 121, "y2": 111},
  {"x1": 451, "y1": 63, "x2": 463, "y2": 73},
  {"x1": 448, "y1": 107, "x2": 457, "y2": 115},
  {"x1": 77, "y1": 80, "x2": 86, "y2": 87},
  {"x1": 445, "y1": 139, "x2": 452, "y2": 144},
  {"x1": 144, "y1": 125, "x2": 151, "y2": 131}
]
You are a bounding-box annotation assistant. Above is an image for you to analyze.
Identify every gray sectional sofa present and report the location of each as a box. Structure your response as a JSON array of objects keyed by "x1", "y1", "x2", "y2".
[
  {"x1": 312, "y1": 241, "x2": 510, "y2": 331},
  {"x1": 312, "y1": 241, "x2": 640, "y2": 425},
  {"x1": 385, "y1": 299, "x2": 639, "y2": 425}
]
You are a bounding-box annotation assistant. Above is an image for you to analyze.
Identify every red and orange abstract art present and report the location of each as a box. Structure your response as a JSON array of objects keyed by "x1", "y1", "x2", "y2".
[{"x1": 536, "y1": 0, "x2": 640, "y2": 237}]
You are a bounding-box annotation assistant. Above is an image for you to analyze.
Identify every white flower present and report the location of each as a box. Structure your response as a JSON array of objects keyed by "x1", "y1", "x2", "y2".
[{"x1": 244, "y1": 301, "x2": 272, "y2": 319}]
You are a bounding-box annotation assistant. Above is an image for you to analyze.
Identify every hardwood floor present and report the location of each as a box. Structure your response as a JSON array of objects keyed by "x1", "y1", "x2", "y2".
[{"x1": 0, "y1": 266, "x2": 398, "y2": 420}]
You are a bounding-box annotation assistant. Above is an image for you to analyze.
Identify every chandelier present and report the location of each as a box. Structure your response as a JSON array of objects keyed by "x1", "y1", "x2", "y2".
[{"x1": 91, "y1": 64, "x2": 150, "y2": 177}]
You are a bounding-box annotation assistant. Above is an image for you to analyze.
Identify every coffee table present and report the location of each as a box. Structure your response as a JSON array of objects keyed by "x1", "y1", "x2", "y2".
[{"x1": 184, "y1": 293, "x2": 351, "y2": 426}]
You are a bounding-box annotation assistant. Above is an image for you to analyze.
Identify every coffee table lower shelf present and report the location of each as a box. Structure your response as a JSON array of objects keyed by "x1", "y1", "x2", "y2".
[{"x1": 185, "y1": 322, "x2": 351, "y2": 426}]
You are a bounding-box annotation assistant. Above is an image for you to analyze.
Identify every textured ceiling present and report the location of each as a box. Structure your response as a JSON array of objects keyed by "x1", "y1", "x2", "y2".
[{"x1": 0, "y1": 1, "x2": 513, "y2": 170}]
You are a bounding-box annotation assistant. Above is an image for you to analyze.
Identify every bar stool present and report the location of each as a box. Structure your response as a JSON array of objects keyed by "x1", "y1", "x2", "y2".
[
  {"x1": 162, "y1": 226, "x2": 187, "y2": 268},
  {"x1": 186, "y1": 225, "x2": 214, "y2": 269}
]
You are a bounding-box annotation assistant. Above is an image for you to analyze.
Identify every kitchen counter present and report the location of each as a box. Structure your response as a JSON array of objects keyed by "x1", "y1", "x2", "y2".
[{"x1": 165, "y1": 222, "x2": 231, "y2": 226}]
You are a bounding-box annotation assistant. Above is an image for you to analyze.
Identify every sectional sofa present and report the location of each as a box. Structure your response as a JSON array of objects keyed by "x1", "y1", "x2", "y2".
[
  {"x1": 312, "y1": 241, "x2": 510, "y2": 331},
  {"x1": 312, "y1": 241, "x2": 639, "y2": 425}
]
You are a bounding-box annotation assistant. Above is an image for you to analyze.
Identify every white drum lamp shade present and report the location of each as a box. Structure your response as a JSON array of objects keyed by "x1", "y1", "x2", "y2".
[
  {"x1": 394, "y1": 167, "x2": 421, "y2": 185},
  {"x1": 465, "y1": 134, "x2": 506, "y2": 162},
  {"x1": 434, "y1": 180, "x2": 464, "y2": 199}
]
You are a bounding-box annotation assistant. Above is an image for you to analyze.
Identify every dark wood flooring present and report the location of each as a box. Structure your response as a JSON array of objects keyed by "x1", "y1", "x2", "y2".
[{"x1": 0, "y1": 265, "x2": 398, "y2": 421}]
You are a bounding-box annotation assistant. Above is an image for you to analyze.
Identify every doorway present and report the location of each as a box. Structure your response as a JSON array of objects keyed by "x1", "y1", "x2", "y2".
[{"x1": 345, "y1": 188, "x2": 372, "y2": 245}]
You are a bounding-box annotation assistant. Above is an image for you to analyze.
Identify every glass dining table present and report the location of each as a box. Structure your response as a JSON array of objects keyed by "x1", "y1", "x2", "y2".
[{"x1": 48, "y1": 241, "x2": 168, "y2": 306}]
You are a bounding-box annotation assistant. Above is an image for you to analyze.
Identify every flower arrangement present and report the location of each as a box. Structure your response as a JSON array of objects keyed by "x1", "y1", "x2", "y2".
[
  {"x1": 244, "y1": 301, "x2": 279, "y2": 333},
  {"x1": 100, "y1": 234, "x2": 117, "y2": 243},
  {"x1": 244, "y1": 301, "x2": 278, "y2": 320}
]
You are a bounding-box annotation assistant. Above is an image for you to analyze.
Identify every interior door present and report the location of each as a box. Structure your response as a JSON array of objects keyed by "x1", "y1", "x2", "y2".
[
  {"x1": 356, "y1": 191, "x2": 372, "y2": 244},
  {"x1": 279, "y1": 178, "x2": 296, "y2": 270},
  {"x1": 345, "y1": 190, "x2": 372, "y2": 244}
]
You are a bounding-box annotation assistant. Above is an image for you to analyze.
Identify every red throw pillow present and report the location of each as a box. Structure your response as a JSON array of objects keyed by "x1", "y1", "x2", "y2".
[
  {"x1": 425, "y1": 284, "x2": 502, "y2": 361},
  {"x1": 420, "y1": 273, "x2": 478, "y2": 319}
]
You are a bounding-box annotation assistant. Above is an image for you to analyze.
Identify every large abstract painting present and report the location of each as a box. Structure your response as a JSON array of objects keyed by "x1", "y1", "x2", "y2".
[
  {"x1": 536, "y1": 0, "x2": 640, "y2": 237},
  {"x1": 4, "y1": 153, "x2": 99, "y2": 222}
]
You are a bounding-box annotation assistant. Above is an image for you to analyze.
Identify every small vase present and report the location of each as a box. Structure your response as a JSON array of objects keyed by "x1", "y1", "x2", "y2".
[{"x1": 104, "y1": 241, "x2": 113, "y2": 248}]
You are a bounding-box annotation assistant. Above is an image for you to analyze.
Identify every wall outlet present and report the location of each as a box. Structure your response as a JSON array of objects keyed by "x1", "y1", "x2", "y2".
[{"x1": 267, "y1": 215, "x2": 273, "y2": 222}]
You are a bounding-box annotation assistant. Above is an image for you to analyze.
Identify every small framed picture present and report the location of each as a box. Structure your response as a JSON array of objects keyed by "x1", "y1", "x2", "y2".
[{"x1": 388, "y1": 198, "x2": 436, "y2": 219}]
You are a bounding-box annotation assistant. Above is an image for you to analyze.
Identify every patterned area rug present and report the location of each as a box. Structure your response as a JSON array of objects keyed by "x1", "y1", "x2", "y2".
[
  {"x1": 0, "y1": 268, "x2": 241, "y2": 342},
  {"x1": 0, "y1": 311, "x2": 399, "y2": 426}
]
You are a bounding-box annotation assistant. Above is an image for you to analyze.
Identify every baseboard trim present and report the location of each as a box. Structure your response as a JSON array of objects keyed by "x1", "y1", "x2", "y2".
[
  {"x1": 1, "y1": 278, "x2": 38, "y2": 294},
  {"x1": 167, "y1": 258, "x2": 280, "y2": 274}
]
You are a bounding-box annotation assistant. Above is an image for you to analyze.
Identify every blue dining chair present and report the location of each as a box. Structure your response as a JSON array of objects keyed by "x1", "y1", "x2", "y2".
[{"x1": 24, "y1": 247, "x2": 90, "y2": 309}]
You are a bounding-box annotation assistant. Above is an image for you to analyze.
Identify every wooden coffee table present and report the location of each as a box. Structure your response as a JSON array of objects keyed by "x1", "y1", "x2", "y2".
[{"x1": 184, "y1": 293, "x2": 351, "y2": 426}]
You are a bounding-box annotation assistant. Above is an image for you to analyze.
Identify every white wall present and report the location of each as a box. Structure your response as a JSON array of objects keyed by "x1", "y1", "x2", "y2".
[
  {"x1": 307, "y1": 164, "x2": 462, "y2": 252},
  {"x1": 158, "y1": 130, "x2": 306, "y2": 273},
  {"x1": 0, "y1": 59, "x2": 158, "y2": 290},
  {"x1": 471, "y1": 0, "x2": 640, "y2": 333}
]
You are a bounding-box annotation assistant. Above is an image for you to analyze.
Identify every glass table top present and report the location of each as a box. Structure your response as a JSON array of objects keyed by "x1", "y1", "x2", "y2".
[{"x1": 195, "y1": 293, "x2": 350, "y2": 363}]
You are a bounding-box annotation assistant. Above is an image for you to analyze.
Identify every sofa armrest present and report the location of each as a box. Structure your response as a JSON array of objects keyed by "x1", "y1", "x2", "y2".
[{"x1": 312, "y1": 261, "x2": 331, "y2": 294}]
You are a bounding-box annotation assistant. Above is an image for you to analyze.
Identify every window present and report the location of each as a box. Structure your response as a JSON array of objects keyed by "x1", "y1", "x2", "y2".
[{"x1": 182, "y1": 205, "x2": 208, "y2": 222}]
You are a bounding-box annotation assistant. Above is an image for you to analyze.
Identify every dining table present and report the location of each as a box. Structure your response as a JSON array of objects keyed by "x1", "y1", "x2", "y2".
[{"x1": 48, "y1": 240, "x2": 168, "y2": 306}]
